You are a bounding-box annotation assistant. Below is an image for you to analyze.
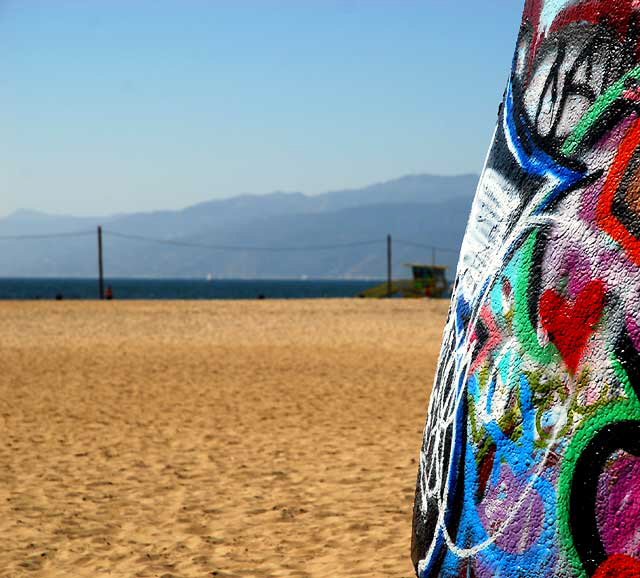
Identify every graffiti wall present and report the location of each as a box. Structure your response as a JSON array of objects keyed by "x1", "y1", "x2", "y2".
[{"x1": 412, "y1": 2, "x2": 640, "y2": 577}]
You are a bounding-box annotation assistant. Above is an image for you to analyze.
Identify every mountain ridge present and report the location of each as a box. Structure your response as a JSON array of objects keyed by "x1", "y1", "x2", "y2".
[{"x1": 0, "y1": 173, "x2": 479, "y2": 279}]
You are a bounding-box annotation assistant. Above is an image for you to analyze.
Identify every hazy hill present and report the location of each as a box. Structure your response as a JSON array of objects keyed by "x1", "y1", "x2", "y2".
[
  {"x1": 0, "y1": 174, "x2": 478, "y2": 279},
  {"x1": 317, "y1": 173, "x2": 478, "y2": 210}
]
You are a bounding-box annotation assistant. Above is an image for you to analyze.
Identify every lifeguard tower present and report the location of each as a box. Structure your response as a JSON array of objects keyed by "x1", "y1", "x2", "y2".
[
  {"x1": 357, "y1": 263, "x2": 449, "y2": 298},
  {"x1": 405, "y1": 263, "x2": 449, "y2": 298}
]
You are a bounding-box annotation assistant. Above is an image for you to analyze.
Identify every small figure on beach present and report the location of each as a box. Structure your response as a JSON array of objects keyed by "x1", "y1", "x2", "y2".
[{"x1": 105, "y1": 285, "x2": 114, "y2": 300}]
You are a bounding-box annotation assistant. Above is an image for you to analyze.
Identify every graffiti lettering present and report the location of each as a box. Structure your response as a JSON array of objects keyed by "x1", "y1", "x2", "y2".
[{"x1": 412, "y1": 2, "x2": 640, "y2": 576}]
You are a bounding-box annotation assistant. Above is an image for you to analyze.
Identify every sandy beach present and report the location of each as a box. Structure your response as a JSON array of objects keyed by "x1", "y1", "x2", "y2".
[{"x1": 0, "y1": 298, "x2": 448, "y2": 578}]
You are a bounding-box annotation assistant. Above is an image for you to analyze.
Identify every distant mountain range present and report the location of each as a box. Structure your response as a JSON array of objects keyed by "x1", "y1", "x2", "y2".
[{"x1": 0, "y1": 174, "x2": 479, "y2": 279}]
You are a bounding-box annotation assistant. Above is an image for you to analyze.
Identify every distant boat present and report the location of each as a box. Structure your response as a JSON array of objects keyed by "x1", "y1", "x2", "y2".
[{"x1": 206, "y1": 273, "x2": 214, "y2": 281}]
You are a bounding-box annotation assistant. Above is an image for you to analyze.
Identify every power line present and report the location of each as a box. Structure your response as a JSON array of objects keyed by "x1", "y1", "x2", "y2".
[
  {"x1": 395, "y1": 239, "x2": 460, "y2": 254},
  {"x1": 0, "y1": 230, "x2": 95, "y2": 240},
  {"x1": 0, "y1": 228, "x2": 461, "y2": 256},
  {"x1": 102, "y1": 230, "x2": 385, "y2": 252}
]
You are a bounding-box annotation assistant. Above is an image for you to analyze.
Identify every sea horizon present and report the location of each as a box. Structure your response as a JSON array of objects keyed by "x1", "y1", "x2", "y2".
[{"x1": 0, "y1": 276, "x2": 391, "y2": 300}]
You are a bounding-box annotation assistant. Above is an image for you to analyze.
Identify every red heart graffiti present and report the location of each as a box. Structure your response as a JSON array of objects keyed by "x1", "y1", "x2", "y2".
[
  {"x1": 539, "y1": 279, "x2": 605, "y2": 374},
  {"x1": 593, "y1": 554, "x2": 640, "y2": 578}
]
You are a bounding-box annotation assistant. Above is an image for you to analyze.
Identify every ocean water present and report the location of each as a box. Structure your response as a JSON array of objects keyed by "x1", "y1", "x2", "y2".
[{"x1": 0, "y1": 278, "x2": 385, "y2": 300}]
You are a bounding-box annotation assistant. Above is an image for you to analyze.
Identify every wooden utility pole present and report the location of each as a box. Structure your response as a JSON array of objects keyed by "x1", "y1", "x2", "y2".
[
  {"x1": 97, "y1": 226, "x2": 104, "y2": 300},
  {"x1": 387, "y1": 234, "x2": 392, "y2": 298}
]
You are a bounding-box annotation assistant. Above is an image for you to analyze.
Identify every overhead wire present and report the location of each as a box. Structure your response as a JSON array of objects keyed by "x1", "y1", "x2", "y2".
[
  {"x1": 102, "y1": 230, "x2": 386, "y2": 252},
  {"x1": 0, "y1": 228, "x2": 460, "y2": 256},
  {"x1": 395, "y1": 239, "x2": 460, "y2": 254},
  {"x1": 0, "y1": 230, "x2": 95, "y2": 240}
]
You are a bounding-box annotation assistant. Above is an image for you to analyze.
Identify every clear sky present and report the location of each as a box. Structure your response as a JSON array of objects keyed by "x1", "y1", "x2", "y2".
[{"x1": 1, "y1": 1, "x2": 525, "y2": 217}]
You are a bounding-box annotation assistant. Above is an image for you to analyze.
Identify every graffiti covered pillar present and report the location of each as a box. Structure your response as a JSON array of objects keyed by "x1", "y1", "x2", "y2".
[{"x1": 412, "y1": 2, "x2": 640, "y2": 577}]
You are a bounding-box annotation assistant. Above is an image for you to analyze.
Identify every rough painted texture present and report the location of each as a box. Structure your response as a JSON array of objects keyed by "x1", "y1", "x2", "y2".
[{"x1": 411, "y1": 2, "x2": 640, "y2": 576}]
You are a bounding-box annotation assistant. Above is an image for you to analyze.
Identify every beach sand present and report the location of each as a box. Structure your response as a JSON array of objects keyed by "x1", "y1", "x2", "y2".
[{"x1": 0, "y1": 298, "x2": 448, "y2": 577}]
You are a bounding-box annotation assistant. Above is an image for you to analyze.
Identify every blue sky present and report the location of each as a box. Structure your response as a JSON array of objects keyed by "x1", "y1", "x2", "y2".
[{"x1": 1, "y1": 1, "x2": 524, "y2": 217}]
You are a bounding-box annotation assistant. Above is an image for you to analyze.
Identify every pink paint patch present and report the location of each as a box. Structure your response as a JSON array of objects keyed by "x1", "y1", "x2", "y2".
[
  {"x1": 478, "y1": 465, "x2": 544, "y2": 554},
  {"x1": 585, "y1": 382, "x2": 603, "y2": 406},
  {"x1": 579, "y1": 116, "x2": 636, "y2": 222},
  {"x1": 597, "y1": 451, "x2": 640, "y2": 557},
  {"x1": 469, "y1": 307, "x2": 502, "y2": 374},
  {"x1": 625, "y1": 315, "x2": 640, "y2": 354},
  {"x1": 565, "y1": 250, "x2": 592, "y2": 299},
  {"x1": 596, "y1": 114, "x2": 639, "y2": 154},
  {"x1": 579, "y1": 177, "x2": 605, "y2": 223}
]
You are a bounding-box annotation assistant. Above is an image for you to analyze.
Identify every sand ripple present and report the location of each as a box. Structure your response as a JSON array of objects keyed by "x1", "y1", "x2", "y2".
[{"x1": 0, "y1": 299, "x2": 447, "y2": 577}]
